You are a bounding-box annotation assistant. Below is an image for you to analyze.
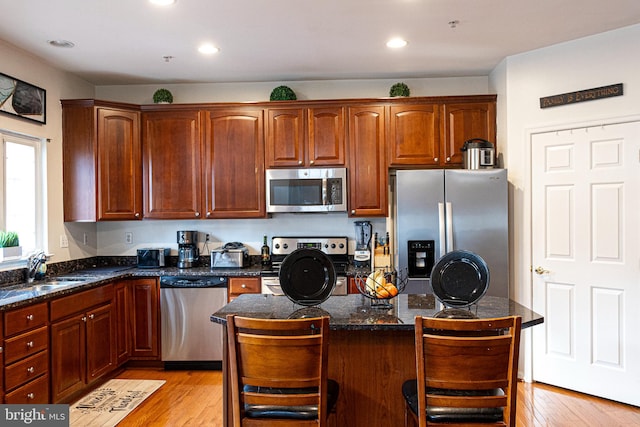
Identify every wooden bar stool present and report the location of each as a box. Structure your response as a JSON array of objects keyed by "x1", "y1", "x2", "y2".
[
  {"x1": 402, "y1": 315, "x2": 522, "y2": 426},
  {"x1": 226, "y1": 315, "x2": 339, "y2": 427}
]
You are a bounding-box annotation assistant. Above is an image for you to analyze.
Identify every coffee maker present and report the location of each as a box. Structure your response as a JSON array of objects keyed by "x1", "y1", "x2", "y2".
[
  {"x1": 354, "y1": 221, "x2": 372, "y2": 268},
  {"x1": 177, "y1": 230, "x2": 199, "y2": 268}
]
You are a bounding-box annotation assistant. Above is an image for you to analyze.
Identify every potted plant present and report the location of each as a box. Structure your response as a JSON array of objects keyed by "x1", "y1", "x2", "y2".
[
  {"x1": 389, "y1": 82, "x2": 410, "y2": 97},
  {"x1": 270, "y1": 85, "x2": 297, "y2": 101},
  {"x1": 153, "y1": 88, "x2": 174, "y2": 104},
  {"x1": 0, "y1": 231, "x2": 21, "y2": 261}
]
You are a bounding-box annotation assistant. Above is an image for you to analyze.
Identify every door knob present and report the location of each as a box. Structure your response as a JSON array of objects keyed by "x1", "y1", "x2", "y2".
[{"x1": 534, "y1": 266, "x2": 550, "y2": 275}]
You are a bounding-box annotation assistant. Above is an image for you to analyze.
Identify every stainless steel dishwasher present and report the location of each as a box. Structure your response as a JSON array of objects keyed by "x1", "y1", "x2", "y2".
[{"x1": 160, "y1": 275, "x2": 228, "y2": 369}]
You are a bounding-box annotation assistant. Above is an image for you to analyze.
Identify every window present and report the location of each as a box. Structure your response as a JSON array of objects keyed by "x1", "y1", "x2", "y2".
[{"x1": 1, "y1": 130, "x2": 47, "y2": 264}]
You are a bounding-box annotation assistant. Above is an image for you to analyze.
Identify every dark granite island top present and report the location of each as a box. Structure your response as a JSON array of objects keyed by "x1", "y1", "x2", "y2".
[
  {"x1": 212, "y1": 294, "x2": 543, "y2": 427},
  {"x1": 210, "y1": 293, "x2": 544, "y2": 329}
]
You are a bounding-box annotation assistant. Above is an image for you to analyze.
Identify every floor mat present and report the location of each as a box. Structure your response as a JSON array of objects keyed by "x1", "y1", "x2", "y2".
[{"x1": 70, "y1": 379, "x2": 165, "y2": 426}]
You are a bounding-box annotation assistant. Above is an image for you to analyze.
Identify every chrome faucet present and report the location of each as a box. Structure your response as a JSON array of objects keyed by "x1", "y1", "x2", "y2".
[{"x1": 26, "y1": 250, "x2": 47, "y2": 283}]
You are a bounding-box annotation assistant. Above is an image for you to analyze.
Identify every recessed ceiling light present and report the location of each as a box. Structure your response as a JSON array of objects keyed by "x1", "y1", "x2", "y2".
[
  {"x1": 149, "y1": 0, "x2": 176, "y2": 5},
  {"x1": 198, "y1": 44, "x2": 220, "y2": 55},
  {"x1": 386, "y1": 38, "x2": 408, "y2": 49},
  {"x1": 48, "y1": 40, "x2": 75, "y2": 48}
]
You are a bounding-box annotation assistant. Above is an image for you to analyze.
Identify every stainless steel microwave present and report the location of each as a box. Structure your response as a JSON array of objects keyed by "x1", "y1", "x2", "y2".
[{"x1": 266, "y1": 168, "x2": 347, "y2": 213}]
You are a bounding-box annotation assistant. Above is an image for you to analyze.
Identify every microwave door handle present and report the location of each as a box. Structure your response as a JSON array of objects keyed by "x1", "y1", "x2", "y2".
[
  {"x1": 438, "y1": 202, "x2": 446, "y2": 257},
  {"x1": 322, "y1": 178, "x2": 328, "y2": 205}
]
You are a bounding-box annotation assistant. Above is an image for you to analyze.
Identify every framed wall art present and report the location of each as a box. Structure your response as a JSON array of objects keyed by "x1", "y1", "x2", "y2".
[{"x1": 0, "y1": 72, "x2": 46, "y2": 124}]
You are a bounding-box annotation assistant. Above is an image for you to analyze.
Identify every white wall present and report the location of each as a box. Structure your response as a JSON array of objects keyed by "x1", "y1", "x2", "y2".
[
  {"x1": 0, "y1": 40, "x2": 95, "y2": 267},
  {"x1": 489, "y1": 23, "x2": 640, "y2": 309},
  {"x1": 95, "y1": 77, "x2": 490, "y2": 104}
]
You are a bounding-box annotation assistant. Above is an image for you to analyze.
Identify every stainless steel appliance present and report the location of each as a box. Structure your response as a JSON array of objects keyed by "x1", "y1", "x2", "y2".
[
  {"x1": 461, "y1": 139, "x2": 495, "y2": 169},
  {"x1": 177, "y1": 230, "x2": 199, "y2": 268},
  {"x1": 266, "y1": 168, "x2": 347, "y2": 213},
  {"x1": 353, "y1": 221, "x2": 372, "y2": 267},
  {"x1": 160, "y1": 275, "x2": 228, "y2": 369},
  {"x1": 261, "y1": 236, "x2": 348, "y2": 296},
  {"x1": 136, "y1": 248, "x2": 170, "y2": 268},
  {"x1": 210, "y1": 242, "x2": 249, "y2": 268},
  {"x1": 396, "y1": 169, "x2": 508, "y2": 297}
]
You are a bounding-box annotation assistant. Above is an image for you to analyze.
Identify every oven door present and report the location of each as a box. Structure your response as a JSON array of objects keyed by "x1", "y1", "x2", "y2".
[{"x1": 261, "y1": 276, "x2": 347, "y2": 296}]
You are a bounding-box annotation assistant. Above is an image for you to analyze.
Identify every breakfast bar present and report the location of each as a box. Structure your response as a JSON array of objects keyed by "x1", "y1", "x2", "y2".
[{"x1": 211, "y1": 293, "x2": 544, "y2": 427}]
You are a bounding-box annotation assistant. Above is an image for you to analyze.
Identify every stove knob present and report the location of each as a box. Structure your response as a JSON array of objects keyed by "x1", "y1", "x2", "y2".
[
  {"x1": 339, "y1": 243, "x2": 345, "y2": 249},
  {"x1": 274, "y1": 243, "x2": 280, "y2": 249},
  {"x1": 282, "y1": 243, "x2": 288, "y2": 250},
  {"x1": 331, "y1": 243, "x2": 336, "y2": 249}
]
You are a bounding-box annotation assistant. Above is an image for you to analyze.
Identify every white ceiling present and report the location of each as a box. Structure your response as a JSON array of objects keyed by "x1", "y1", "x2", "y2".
[{"x1": 2, "y1": 0, "x2": 640, "y2": 86}]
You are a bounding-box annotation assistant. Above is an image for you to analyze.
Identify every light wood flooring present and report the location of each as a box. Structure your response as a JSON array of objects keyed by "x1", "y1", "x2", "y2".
[{"x1": 113, "y1": 368, "x2": 640, "y2": 426}]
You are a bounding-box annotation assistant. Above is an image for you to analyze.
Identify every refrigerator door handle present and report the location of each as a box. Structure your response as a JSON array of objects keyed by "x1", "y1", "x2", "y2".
[
  {"x1": 438, "y1": 202, "x2": 446, "y2": 257},
  {"x1": 446, "y1": 202, "x2": 453, "y2": 252}
]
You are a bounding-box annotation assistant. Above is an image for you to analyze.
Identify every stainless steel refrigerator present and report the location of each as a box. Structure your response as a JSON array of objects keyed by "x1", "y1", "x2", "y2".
[{"x1": 395, "y1": 169, "x2": 509, "y2": 297}]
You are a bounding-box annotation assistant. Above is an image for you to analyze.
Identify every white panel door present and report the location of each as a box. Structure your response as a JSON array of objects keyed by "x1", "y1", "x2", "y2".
[{"x1": 531, "y1": 122, "x2": 640, "y2": 406}]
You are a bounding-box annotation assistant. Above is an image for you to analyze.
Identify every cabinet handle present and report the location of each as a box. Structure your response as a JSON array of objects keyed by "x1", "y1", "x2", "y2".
[
  {"x1": 89, "y1": 314, "x2": 95, "y2": 319},
  {"x1": 434, "y1": 157, "x2": 439, "y2": 162},
  {"x1": 27, "y1": 393, "x2": 34, "y2": 400},
  {"x1": 446, "y1": 157, "x2": 451, "y2": 162},
  {"x1": 351, "y1": 209, "x2": 356, "y2": 215},
  {"x1": 27, "y1": 366, "x2": 35, "y2": 374},
  {"x1": 298, "y1": 160, "x2": 303, "y2": 165},
  {"x1": 206, "y1": 212, "x2": 211, "y2": 217},
  {"x1": 309, "y1": 160, "x2": 315, "y2": 165},
  {"x1": 26, "y1": 341, "x2": 34, "y2": 349},
  {"x1": 241, "y1": 284, "x2": 247, "y2": 288},
  {"x1": 82, "y1": 316, "x2": 87, "y2": 322},
  {"x1": 195, "y1": 212, "x2": 200, "y2": 217},
  {"x1": 0, "y1": 346, "x2": 3, "y2": 353},
  {"x1": 135, "y1": 212, "x2": 140, "y2": 218},
  {"x1": 26, "y1": 314, "x2": 34, "y2": 321}
]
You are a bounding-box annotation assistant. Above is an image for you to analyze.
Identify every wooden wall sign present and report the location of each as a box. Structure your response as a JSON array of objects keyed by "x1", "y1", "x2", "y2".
[{"x1": 540, "y1": 83, "x2": 623, "y2": 109}]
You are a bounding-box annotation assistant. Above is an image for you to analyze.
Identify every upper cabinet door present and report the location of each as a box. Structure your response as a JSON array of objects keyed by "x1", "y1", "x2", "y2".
[
  {"x1": 142, "y1": 110, "x2": 203, "y2": 219},
  {"x1": 347, "y1": 105, "x2": 388, "y2": 217},
  {"x1": 307, "y1": 106, "x2": 346, "y2": 167},
  {"x1": 266, "y1": 106, "x2": 346, "y2": 168},
  {"x1": 442, "y1": 100, "x2": 496, "y2": 167},
  {"x1": 202, "y1": 109, "x2": 266, "y2": 218},
  {"x1": 265, "y1": 108, "x2": 305, "y2": 167},
  {"x1": 97, "y1": 109, "x2": 142, "y2": 220},
  {"x1": 387, "y1": 104, "x2": 440, "y2": 167}
]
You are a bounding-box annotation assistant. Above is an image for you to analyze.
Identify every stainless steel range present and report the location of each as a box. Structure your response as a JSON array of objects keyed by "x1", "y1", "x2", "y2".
[{"x1": 261, "y1": 236, "x2": 349, "y2": 296}]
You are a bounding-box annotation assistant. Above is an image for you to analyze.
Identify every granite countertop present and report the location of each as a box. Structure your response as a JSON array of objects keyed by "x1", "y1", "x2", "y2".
[
  {"x1": 211, "y1": 293, "x2": 544, "y2": 331},
  {"x1": 0, "y1": 264, "x2": 264, "y2": 310}
]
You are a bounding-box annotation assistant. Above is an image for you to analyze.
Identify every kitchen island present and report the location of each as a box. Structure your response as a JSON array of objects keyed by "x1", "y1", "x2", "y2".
[{"x1": 211, "y1": 293, "x2": 543, "y2": 427}]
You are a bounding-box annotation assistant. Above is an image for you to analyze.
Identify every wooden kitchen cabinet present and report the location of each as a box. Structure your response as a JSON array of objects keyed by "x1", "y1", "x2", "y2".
[
  {"x1": 266, "y1": 106, "x2": 345, "y2": 168},
  {"x1": 202, "y1": 108, "x2": 266, "y2": 218},
  {"x1": 387, "y1": 103, "x2": 441, "y2": 167},
  {"x1": 62, "y1": 99, "x2": 142, "y2": 221},
  {"x1": 347, "y1": 105, "x2": 388, "y2": 217},
  {"x1": 50, "y1": 284, "x2": 116, "y2": 403},
  {"x1": 228, "y1": 277, "x2": 261, "y2": 301},
  {"x1": 442, "y1": 97, "x2": 497, "y2": 167},
  {"x1": 114, "y1": 281, "x2": 130, "y2": 365},
  {"x1": 3, "y1": 302, "x2": 49, "y2": 404},
  {"x1": 128, "y1": 278, "x2": 160, "y2": 359},
  {"x1": 142, "y1": 109, "x2": 204, "y2": 219}
]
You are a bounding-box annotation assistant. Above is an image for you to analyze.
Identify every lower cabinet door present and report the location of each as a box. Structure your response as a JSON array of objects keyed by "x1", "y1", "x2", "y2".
[
  {"x1": 50, "y1": 315, "x2": 86, "y2": 403},
  {"x1": 86, "y1": 303, "x2": 116, "y2": 382}
]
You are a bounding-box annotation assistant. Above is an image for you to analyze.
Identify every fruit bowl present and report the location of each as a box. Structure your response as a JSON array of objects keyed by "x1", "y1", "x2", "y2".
[{"x1": 354, "y1": 268, "x2": 407, "y2": 308}]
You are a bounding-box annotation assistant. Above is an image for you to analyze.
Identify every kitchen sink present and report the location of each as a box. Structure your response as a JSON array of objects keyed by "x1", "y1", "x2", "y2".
[{"x1": 29, "y1": 277, "x2": 89, "y2": 292}]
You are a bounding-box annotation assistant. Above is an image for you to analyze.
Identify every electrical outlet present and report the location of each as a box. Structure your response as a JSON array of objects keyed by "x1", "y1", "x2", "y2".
[
  {"x1": 205, "y1": 234, "x2": 210, "y2": 243},
  {"x1": 125, "y1": 232, "x2": 133, "y2": 244},
  {"x1": 83, "y1": 232, "x2": 88, "y2": 245},
  {"x1": 60, "y1": 234, "x2": 69, "y2": 248}
]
